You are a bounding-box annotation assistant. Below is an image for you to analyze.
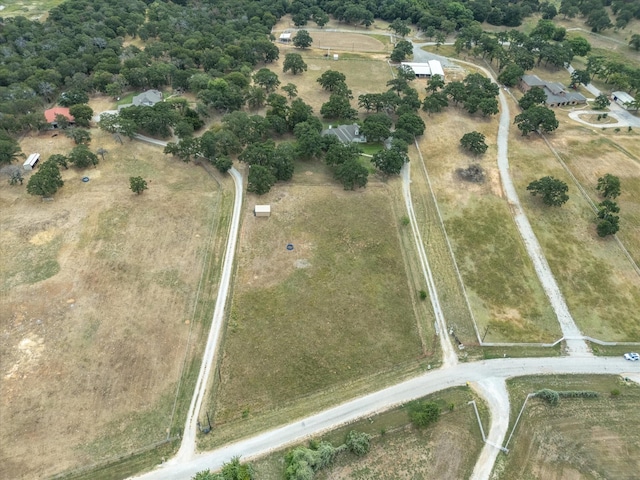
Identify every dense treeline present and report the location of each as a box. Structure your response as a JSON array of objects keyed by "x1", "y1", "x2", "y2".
[{"x1": 0, "y1": 0, "x2": 286, "y2": 132}]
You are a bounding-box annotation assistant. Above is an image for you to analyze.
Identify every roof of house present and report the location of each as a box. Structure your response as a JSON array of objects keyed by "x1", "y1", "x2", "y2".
[
  {"x1": 255, "y1": 205, "x2": 271, "y2": 213},
  {"x1": 279, "y1": 32, "x2": 292, "y2": 40},
  {"x1": 321, "y1": 124, "x2": 364, "y2": 143},
  {"x1": 613, "y1": 91, "x2": 635, "y2": 104},
  {"x1": 132, "y1": 89, "x2": 163, "y2": 107},
  {"x1": 44, "y1": 107, "x2": 74, "y2": 123},
  {"x1": 521, "y1": 74, "x2": 586, "y2": 105}
]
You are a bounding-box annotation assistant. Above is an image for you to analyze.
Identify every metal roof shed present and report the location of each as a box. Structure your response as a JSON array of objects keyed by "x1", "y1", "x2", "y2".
[
  {"x1": 254, "y1": 205, "x2": 271, "y2": 217},
  {"x1": 23, "y1": 153, "x2": 40, "y2": 171}
]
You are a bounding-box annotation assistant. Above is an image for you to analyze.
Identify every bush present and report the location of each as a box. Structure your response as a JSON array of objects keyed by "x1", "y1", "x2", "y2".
[
  {"x1": 535, "y1": 388, "x2": 559, "y2": 406},
  {"x1": 408, "y1": 400, "x2": 441, "y2": 428},
  {"x1": 611, "y1": 389, "x2": 621, "y2": 397},
  {"x1": 456, "y1": 164, "x2": 485, "y2": 183},
  {"x1": 400, "y1": 215, "x2": 410, "y2": 226},
  {"x1": 419, "y1": 290, "x2": 427, "y2": 300},
  {"x1": 345, "y1": 430, "x2": 371, "y2": 456},
  {"x1": 557, "y1": 390, "x2": 599, "y2": 398}
]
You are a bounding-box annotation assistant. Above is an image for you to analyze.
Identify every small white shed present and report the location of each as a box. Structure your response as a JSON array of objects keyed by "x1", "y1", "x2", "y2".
[
  {"x1": 23, "y1": 153, "x2": 40, "y2": 171},
  {"x1": 254, "y1": 205, "x2": 271, "y2": 217},
  {"x1": 612, "y1": 91, "x2": 637, "y2": 110},
  {"x1": 279, "y1": 32, "x2": 292, "y2": 43}
]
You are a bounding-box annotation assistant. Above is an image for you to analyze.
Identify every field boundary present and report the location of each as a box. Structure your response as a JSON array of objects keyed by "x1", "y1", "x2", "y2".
[{"x1": 540, "y1": 134, "x2": 640, "y2": 278}]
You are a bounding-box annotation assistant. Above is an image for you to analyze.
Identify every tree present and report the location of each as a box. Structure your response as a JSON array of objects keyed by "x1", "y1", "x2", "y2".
[
  {"x1": 422, "y1": 92, "x2": 449, "y2": 114},
  {"x1": 293, "y1": 30, "x2": 313, "y2": 49},
  {"x1": 460, "y1": 131, "x2": 488, "y2": 155},
  {"x1": 0, "y1": 135, "x2": 25, "y2": 165},
  {"x1": 129, "y1": 176, "x2": 148, "y2": 194},
  {"x1": 408, "y1": 400, "x2": 441, "y2": 428},
  {"x1": 519, "y1": 86, "x2": 547, "y2": 110},
  {"x1": 58, "y1": 89, "x2": 89, "y2": 107},
  {"x1": 527, "y1": 176, "x2": 569, "y2": 206},
  {"x1": 345, "y1": 430, "x2": 371, "y2": 456},
  {"x1": 389, "y1": 19, "x2": 410, "y2": 38},
  {"x1": 630, "y1": 34, "x2": 640, "y2": 51},
  {"x1": 69, "y1": 144, "x2": 99, "y2": 168},
  {"x1": 294, "y1": 120, "x2": 323, "y2": 159},
  {"x1": 65, "y1": 128, "x2": 92, "y2": 145},
  {"x1": 68, "y1": 104, "x2": 93, "y2": 128},
  {"x1": 325, "y1": 142, "x2": 362, "y2": 166},
  {"x1": 596, "y1": 173, "x2": 621, "y2": 199},
  {"x1": 8, "y1": 168, "x2": 24, "y2": 186},
  {"x1": 514, "y1": 105, "x2": 559, "y2": 135},
  {"x1": 390, "y1": 40, "x2": 413, "y2": 62},
  {"x1": 570, "y1": 69, "x2": 590, "y2": 88},
  {"x1": 283, "y1": 54, "x2": 307, "y2": 75},
  {"x1": 320, "y1": 94, "x2": 357, "y2": 120},
  {"x1": 426, "y1": 74, "x2": 445, "y2": 93},
  {"x1": 597, "y1": 216, "x2": 620, "y2": 237},
  {"x1": 593, "y1": 94, "x2": 610, "y2": 110},
  {"x1": 371, "y1": 148, "x2": 408, "y2": 175},
  {"x1": 96, "y1": 148, "x2": 108, "y2": 162},
  {"x1": 247, "y1": 165, "x2": 276, "y2": 195},
  {"x1": 253, "y1": 68, "x2": 280, "y2": 93},
  {"x1": 362, "y1": 114, "x2": 392, "y2": 143},
  {"x1": 212, "y1": 156, "x2": 233, "y2": 174},
  {"x1": 335, "y1": 157, "x2": 368, "y2": 190},
  {"x1": 282, "y1": 83, "x2": 298, "y2": 99},
  {"x1": 498, "y1": 63, "x2": 525, "y2": 87},
  {"x1": 396, "y1": 113, "x2": 425, "y2": 137},
  {"x1": 317, "y1": 70, "x2": 347, "y2": 92},
  {"x1": 192, "y1": 457, "x2": 255, "y2": 480},
  {"x1": 26, "y1": 160, "x2": 64, "y2": 198},
  {"x1": 313, "y1": 11, "x2": 330, "y2": 28},
  {"x1": 98, "y1": 113, "x2": 137, "y2": 140},
  {"x1": 568, "y1": 36, "x2": 591, "y2": 57},
  {"x1": 586, "y1": 9, "x2": 612, "y2": 32}
]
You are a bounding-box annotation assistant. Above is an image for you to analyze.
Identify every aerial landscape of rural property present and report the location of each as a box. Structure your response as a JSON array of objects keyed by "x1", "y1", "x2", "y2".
[{"x1": 1, "y1": 0, "x2": 640, "y2": 478}]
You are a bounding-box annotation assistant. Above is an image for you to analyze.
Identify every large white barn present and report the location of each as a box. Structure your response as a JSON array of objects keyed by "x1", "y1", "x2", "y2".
[{"x1": 401, "y1": 60, "x2": 444, "y2": 80}]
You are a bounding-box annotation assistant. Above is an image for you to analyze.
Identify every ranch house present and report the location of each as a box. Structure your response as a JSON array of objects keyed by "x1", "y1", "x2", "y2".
[
  {"x1": 321, "y1": 124, "x2": 367, "y2": 144},
  {"x1": 519, "y1": 74, "x2": 586, "y2": 108},
  {"x1": 44, "y1": 107, "x2": 75, "y2": 128}
]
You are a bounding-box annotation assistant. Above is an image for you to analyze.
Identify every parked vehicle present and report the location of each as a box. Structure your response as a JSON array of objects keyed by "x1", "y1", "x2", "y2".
[{"x1": 623, "y1": 352, "x2": 639, "y2": 361}]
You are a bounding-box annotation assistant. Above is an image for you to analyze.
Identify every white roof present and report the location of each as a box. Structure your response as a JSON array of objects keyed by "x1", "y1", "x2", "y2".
[
  {"x1": 401, "y1": 62, "x2": 431, "y2": 76},
  {"x1": 255, "y1": 205, "x2": 271, "y2": 213},
  {"x1": 613, "y1": 91, "x2": 634, "y2": 103},
  {"x1": 428, "y1": 60, "x2": 444, "y2": 77},
  {"x1": 279, "y1": 32, "x2": 291, "y2": 40},
  {"x1": 23, "y1": 153, "x2": 40, "y2": 167}
]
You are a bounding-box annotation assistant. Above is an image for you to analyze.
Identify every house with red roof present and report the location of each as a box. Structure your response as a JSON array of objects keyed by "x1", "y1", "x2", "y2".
[{"x1": 44, "y1": 107, "x2": 75, "y2": 128}]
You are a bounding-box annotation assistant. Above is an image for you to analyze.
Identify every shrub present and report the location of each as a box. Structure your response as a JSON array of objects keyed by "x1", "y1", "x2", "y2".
[
  {"x1": 408, "y1": 400, "x2": 441, "y2": 428},
  {"x1": 535, "y1": 389, "x2": 559, "y2": 405},
  {"x1": 419, "y1": 290, "x2": 427, "y2": 300},
  {"x1": 345, "y1": 430, "x2": 371, "y2": 456},
  {"x1": 400, "y1": 215, "x2": 410, "y2": 226},
  {"x1": 611, "y1": 389, "x2": 621, "y2": 397},
  {"x1": 557, "y1": 390, "x2": 599, "y2": 398}
]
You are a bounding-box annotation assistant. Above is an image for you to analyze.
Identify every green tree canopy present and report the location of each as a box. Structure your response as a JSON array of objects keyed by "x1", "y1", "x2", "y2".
[
  {"x1": 0, "y1": 134, "x2": 25, "y2": 165},
  {"x1": 408, "y1": 400, "x2": 441, "y2": 428},
  {"x1": 362, "y1": 114, "x2": 392, "y2": 143},
  {"x1": 519, "y1": 86, "x2": 547, "y2": 110},
  {"x1": 68, "y1": 104, "x2": 94, "y2": 128},
  {"x1": 515, "y1": 105, "x2": 559, "y2": 135},
  {"x1": 69, "y1": 144, "x2": 99, "y2": 168},
  {"x1": 460, "y1": 131, "x2": 488, "y2": 155},
  {"x1": 253, "y1": 68, "x2": 281, "y2": 93},
  {"x1": 526, "y1": 176, "x2": 569, "y2": 206},
  {"x1": 596, "y1": 173, "x2": 621, "y2": 199},
  {"x1": 26, "y1": 160, "x2": 64, "y2": 197},
  {"x1": 247, "y1": 164, "x2": 276, "y2": 195},
  {"x1": 316, "y1": 70, "x2": 347, "y2": 92},
  {"x1": 293, "y1": 30, "x2": 313, "y2": 49},
  {"x1": 283, "y1": 53, "x2": 308, "y2": 75},
  {"x1": 129, "y1": 176, "x2": 148, "y2": 194},
  {"x1": 371, "y1": 148, "x2": 408, "y2": 175}
]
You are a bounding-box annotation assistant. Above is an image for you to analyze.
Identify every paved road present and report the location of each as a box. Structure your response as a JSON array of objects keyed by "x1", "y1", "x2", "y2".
[{"x1": 130, "y1": 356, "x2": 636, "y2": 480}]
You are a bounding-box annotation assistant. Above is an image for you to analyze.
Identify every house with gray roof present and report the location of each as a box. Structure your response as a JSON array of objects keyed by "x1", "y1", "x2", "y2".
[
  {"x1": 321, "y1": 124, "x2": 367, "y2": 144},
  {"x1": 519, "y1": 74, "x2": 586, "y2": 108},
  {"x1": 132, "y1": 89, "x2": 163, "y2": 107}
]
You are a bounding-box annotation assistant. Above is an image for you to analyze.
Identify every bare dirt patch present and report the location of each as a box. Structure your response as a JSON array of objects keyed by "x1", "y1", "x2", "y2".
[
  {"x1": 308, "y1": 31, "x2": 386, "y2": 53},
  {"x1": 0, "y1": 128, "x2": 223, "y2": 478}
]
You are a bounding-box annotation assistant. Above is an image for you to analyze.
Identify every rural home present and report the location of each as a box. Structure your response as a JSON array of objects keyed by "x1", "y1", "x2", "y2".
[
  {"x1": 612, "y1": 91, "x2": 637, "y2": 111},
  {"x1": 132, "y1": 89, "x2": 163, "y2": 107},
  {"x1": 400, "y1": 60, "x2": 445, "y2": 79},
  {"x1": 279, "y1": 32, "x2": 292, "y2": 42},
  {"x1": 44, "y1": 107, "x2": 75, "y2": 128},
  {"x1": 23, "y1": 153, "x2": 40, "y2": 171},
  {"x1": 321, "y1": 124, "x2": 367, "y2": 144},
  {"x1": 519, "y1": 74, "x2": 586, "y2": 107},
  {"x1": 254, "y1": 205, "x2": 271, "y2": 217}
]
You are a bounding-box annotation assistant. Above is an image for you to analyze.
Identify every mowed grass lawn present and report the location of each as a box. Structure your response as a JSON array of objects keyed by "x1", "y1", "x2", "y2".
[
  {"x1": 494, "y1": 375, "x2": 640, "y2": 479},
  {"x1": 213, "y1": 183, "x2": 422, "y2": 424},
  {"x1": 252, "y1": 386, "x2": 488, "y2": 480},
  {"x1": 509, "y1": 128, "x2": 640, "y2": 341}
]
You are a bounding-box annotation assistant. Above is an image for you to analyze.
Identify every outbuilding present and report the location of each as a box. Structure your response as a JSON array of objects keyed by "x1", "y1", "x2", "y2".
[
  {"x1": 254, "y1": 205, "x2": 271, "y2": 217},
  {"x1": 23, "y1": 153, "x2": 40, "y2": 171},
  {"x1": 44, "y1": 107, "x2": 75, "y2": 128},
  {"x1": 400, "y1": 60, "x2": 445, "y2": 80},
  {"x1": 612, "y1": 91, "x2": 637, "y2": 111},
  {"x1": 279, "y1": 32, "x2": 292, "y2": 43}
]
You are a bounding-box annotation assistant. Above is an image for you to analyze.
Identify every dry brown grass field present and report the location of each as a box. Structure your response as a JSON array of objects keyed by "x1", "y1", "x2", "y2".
[
  {"x1": 494, "y1": 375, "x2": 640, "y2": 480},
  {"x1": 251, "y1": 386, "x2": 488, "y2": 480},
  {"x1": 508, "y1": 114, "x2": 640, "y2": 341},
  {"x1": 414, "y1": 93, "x2": 559, "y2": 344},
  {"x1": 0, "y1": 128, "x2": 226, "y2": 478}
]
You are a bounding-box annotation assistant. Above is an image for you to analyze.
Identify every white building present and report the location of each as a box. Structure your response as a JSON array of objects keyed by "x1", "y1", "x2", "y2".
[
  {"x1": 254, "y1": 205, "x2": 271, "y2": 217},
  {"x1": 400, "y1": 60, "x2": 444, "y2": 80},
  {"x1": 612, "y1": 91, "x2": 637, "y2": 111},
  {"x1": 23, "y1": 153, "x2": 40, "y2": 171},
  {"x1": 279, "y1": 32, "x2": 292, "y2": 43}
]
